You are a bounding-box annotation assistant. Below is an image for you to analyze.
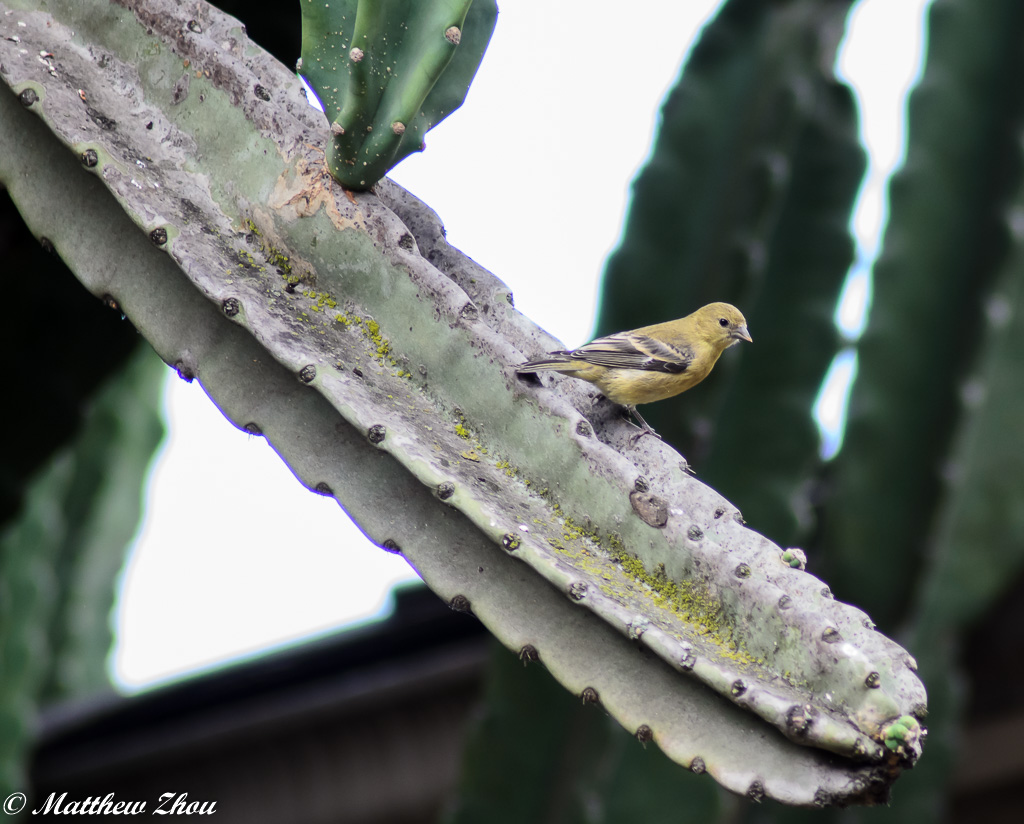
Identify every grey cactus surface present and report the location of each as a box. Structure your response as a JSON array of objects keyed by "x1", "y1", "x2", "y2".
[
  {"x1": 0, "y1": 0, "x2": 930, "y2": 806},
  {"x1": 299, "y1": 0, "x2": 497, "y2": 190}
]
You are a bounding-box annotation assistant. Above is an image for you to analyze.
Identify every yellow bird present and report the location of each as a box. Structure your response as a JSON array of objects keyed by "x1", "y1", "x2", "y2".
[{"x1": 516, "y1": 302, "x2": 751, "y2": 439}]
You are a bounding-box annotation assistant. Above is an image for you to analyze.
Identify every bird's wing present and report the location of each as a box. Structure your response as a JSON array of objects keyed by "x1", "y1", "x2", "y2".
[
  {"x1": 516, "y1": 351, "x2": 573, "y2": 371},
  {"x1": 571, "y1": 333, "x2": 693, "y2": 373}
]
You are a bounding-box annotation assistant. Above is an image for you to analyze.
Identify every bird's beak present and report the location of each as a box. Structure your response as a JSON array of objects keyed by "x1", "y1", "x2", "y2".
[{"x1": 735, "y1": 324, "x2": 752, "y2": 343}]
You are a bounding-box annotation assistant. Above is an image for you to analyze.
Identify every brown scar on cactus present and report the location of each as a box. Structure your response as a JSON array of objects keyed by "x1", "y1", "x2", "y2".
[{"x1": 270, "y1": 149, "x2": 362, "y2": 230}]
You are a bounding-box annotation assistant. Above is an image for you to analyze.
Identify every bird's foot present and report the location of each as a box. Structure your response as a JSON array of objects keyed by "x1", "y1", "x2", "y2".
[
  {"x1": 625, "y1": 406, "x2": 661, "y2": 446},
  {"x1": 628, "y1": 426, "x2": 661, "y2": 446}
]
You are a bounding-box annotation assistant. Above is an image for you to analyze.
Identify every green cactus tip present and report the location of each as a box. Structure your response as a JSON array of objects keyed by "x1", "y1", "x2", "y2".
[
  {"x1": 781, "y1": 548, "x2": 807, "y2": 569},
  {"x1": 299, "y1": 0, "x2": 498, "y2": 190},
  {"x1": 882, "y1": 715, "x2": 924, "y2": 756}
]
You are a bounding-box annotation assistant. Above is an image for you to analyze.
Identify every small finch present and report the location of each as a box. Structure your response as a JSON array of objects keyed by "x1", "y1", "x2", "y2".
[{"x1": 517, "y1": 302, "x2": 751, "y2": 439}]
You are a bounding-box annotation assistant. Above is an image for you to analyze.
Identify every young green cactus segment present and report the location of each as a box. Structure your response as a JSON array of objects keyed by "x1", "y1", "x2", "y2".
[
  {"x1": 299, "y1": 0, "x2": 498, "y2": 190},
  {"x1": 882, "y1": 715, "x2": 924, "y2": 759}
]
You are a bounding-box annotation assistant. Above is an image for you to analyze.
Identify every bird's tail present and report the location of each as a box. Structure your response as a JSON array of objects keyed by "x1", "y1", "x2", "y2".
[{"x1": 515, "y1": 353, "x2": 573, "y2": 373}]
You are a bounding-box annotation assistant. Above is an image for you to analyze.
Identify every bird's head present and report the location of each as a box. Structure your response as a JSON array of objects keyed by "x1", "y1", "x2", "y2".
[{"x1": 694, "y1": 302, "x2": 752, "y2": 349}]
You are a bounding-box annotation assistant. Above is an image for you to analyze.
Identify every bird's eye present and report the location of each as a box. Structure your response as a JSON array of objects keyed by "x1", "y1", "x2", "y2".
[{"x1": 718, "y1": 317, "x2": 729, "y2": 327}]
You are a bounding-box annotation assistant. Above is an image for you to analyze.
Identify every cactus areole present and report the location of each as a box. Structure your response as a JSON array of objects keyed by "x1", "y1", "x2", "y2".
[{"x1": 299, "y1": 0, "x2": 498, "y2": 190}]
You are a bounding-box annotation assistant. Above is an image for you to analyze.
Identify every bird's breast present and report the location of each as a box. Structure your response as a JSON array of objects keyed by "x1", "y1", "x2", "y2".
[{"x1": 594, "y1": 366, "x2": 709, "y2": 406}]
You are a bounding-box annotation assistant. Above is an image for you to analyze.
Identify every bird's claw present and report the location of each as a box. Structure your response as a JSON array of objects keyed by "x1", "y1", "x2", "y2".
[
  {"x1": 628, "y1": 425, "x2": 661, "y2": 446},
  {"x1": 624, "y1": 406, "x2": 661, "y2": 446}
]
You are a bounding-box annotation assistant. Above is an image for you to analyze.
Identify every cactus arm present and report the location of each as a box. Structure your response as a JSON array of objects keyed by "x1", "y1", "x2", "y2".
[
  {"x1": 917, "y1": 274, "x2": 1024, "y2": 631},
  {"x1": 0, "y1": 449, "x2": 70, "y2": 799},
  {"x1": 884, "y1": 95, "x2": 1024, "y2": 819},
  {"x1": 823, "y1": 0, "x2": 1024, "y2": 629},
  {"x1": 39, "y1": 347, "x2": 166, "y2": 701},
  {"x1": 299, "y1": 0, "x2": 496, "y2": 189},
  {"x1": 0, "y1": 346, "x2": 164, "y2": 797},
  {"x1": 360, "y1": 1, "x2": 473, "y2": 167},
  {"x1": 0, "y1": 0, "x2": 924, "y2": 803}
]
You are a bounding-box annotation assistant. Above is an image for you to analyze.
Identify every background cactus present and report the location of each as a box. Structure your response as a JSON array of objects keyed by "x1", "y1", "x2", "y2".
[
  {"x1": 0, "y1": 180, "x2": 163, "y2": 801},
  {"x1": 816, "y1": 0, "x2": 1024, "y2": 818},
  {"x1": 598, "y1": 0, "x2": 864, "y2": 547},
  {"x1": 0, "y1": 345, "x2": 164, "y2": 800},
  {"x1": 299, "y1": 0, "x2": 497, "y2": 190}
]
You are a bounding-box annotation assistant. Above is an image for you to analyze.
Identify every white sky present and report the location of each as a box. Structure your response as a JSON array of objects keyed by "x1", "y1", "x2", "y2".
[{"x1": 112, "y1": 0, "x2": 932, "y2": 690}]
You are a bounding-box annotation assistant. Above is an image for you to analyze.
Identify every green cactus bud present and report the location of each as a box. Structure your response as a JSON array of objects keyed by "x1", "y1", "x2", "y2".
[
  {"x1": 882, "y1": 715, "x2": 924, "y2": 759},
  {"x1": 782, "y1": 548, "x2": 807, "y2": 569},
  {"x1": 299, "y1": 0, "x2": 497, "y2": 190}
]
